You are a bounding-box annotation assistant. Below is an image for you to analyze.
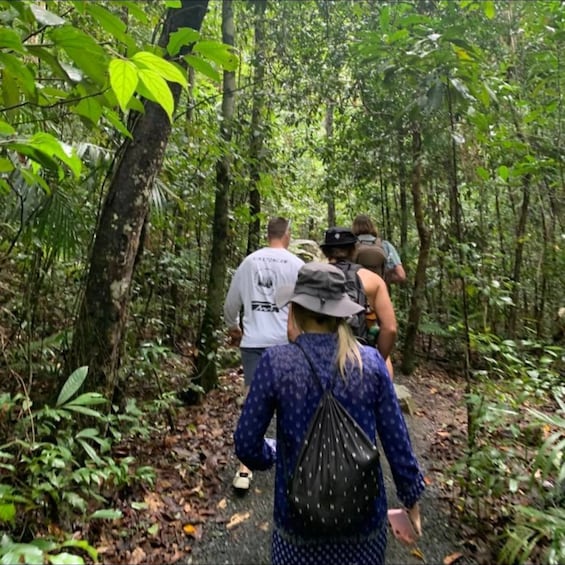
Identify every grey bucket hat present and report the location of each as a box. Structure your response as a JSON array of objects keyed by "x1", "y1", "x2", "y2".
[{"x1": 276, "y1": 262, "x2": 364, "y2": 318}]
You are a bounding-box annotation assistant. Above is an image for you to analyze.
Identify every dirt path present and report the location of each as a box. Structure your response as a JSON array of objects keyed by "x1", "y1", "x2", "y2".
[{"x1": 186, "y1": 368, "x2": 480, "y2": 565}]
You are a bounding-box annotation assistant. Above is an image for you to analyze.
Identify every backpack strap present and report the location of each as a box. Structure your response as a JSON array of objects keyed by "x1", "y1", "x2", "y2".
[{"x1": 293, "y1": 341, "x2": 337, "y2": 392}]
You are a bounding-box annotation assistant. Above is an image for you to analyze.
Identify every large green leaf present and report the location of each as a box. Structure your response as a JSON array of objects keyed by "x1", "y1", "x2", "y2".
[
  {"x1": 27, "y1": 132, "x2": 82, "y2": 178},
  {"x1": 0, "y1": 503, "x2": 16, "y2": 524},
  {"x1": 192, "y1": 41, "x2": 238, "y2": 71},
  {"x1": 167, "y1": 27, "x2": 201, "y2": 56},
  {"x1": 184, "y1": 54, "x2": 220, "y2": 82},
  {"x1": 56, "y1": 366, "x2": 88, "y2": 406},
  {"x1": 132, "y1": 51, "x2": 187, "y2": 87},
  {"x1": 138, "y1": 68, "x2": 174, "y2": 121},
  {"x1": 67, "y1": 392, "x2": 106, "y2": 407},
  {"x1": 109, "y1": 59, "x2": 139, "y2": 112},
  {"x1": 50, "y1": 26, "x2": 108, "y2": 86},
  {"x1": 0, "y1": 30, "x2": 24, "y2": 52},
  {"x1": 30, "y1": 4, "x2": 66, "y2": 26},
  {"x1": 88, "y1": 509, "x2": 123, "y2": 520},
  {"x1": 85, "y1": 3, "x2": 134, "y2": 50},
  {"x1": 47, "y1": 552, "x2": 85, "y2": 565},
  {"x1": 0, "y1": 53, "x2": 36, "y2": 99}
]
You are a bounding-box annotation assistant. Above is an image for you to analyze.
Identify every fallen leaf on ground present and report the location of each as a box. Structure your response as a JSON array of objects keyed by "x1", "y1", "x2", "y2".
[
  {"x1": 258, "y1": 521, "x2": 270, "y2": 531},
  {"x1": 217, "y1": 497, "x2": 227, "y2": 510},
  {"x1": 226, "y1": 511, "x2": 251, "y2": 530},
  {"x1": 130, "y1": 547, "x2": 147, "y2": 565},
  {"x1": 424, "y1": 475, "x2": 433, "y2": 485},
  {"x1": 444, "y1": 551, "x2": 464, "y2": 565},
  {"x1": 183, "y1": 523, "x2": 203, "y2": 539},
  {"x1": 411, "y1": 547, "x2": 426, "y2": 561}
]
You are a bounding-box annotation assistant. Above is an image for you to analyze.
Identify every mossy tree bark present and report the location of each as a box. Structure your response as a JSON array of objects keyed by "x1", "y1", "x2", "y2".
[{"x1": 68, "y1": 0, "x2": 209, "y2": 397}]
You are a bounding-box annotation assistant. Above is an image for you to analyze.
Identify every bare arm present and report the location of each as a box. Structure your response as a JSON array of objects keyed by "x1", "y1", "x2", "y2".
[
  {"x1": 359, "y1": 269, "x2": 397, "y2": 359},
  {"x1": 385, "y1": 263, "x2": 406, "y2": 285}
]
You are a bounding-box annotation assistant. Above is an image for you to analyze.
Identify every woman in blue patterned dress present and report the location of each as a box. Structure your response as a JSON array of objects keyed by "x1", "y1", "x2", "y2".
[{"x1": 234, "y1": 262, "x2": 425, "y2": 564}]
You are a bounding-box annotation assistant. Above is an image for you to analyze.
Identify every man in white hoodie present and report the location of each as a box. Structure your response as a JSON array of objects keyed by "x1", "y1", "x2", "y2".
[{"x1": 224, "y1": 217, "x2": 303, "y2": 490}]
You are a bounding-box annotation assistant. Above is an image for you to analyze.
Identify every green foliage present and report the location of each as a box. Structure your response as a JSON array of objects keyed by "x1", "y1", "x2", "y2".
[
  {"x1": 499, "y1": 397, "x2": 565, "y2": 565},
  {"x1": 450, "y1": 332, "x2": 564, "y2": 560},
  {"x1": 0, "y1": 367, "x2": 156, "y2": 561}
]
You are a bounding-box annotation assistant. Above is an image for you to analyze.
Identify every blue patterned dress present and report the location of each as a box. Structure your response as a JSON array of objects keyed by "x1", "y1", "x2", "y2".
[{"x1": 234, "y1": 333, "x2": 425, "y2": 565}]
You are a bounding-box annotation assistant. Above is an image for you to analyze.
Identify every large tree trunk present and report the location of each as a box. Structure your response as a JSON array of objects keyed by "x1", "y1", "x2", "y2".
[
  {"x1": 246, "y1": 0, "x2": 267, "y2": 255},
  {"x1": 401, "y1": 127, "x2": 431, "y2": 374},
  {"x1": 68, "y1": 0, "x2": 209, "y2": 397},
  {"x1": 197, "y1": 0, "x2": 236, "y2": 393}
]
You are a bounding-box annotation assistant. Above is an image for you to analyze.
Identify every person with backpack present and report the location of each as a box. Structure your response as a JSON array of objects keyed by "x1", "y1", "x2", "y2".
[
  {"x1": 234, "y1": 262, "x2": 424, "y2": 565},
  {"x1": 352, "y1": 214, "x2": 406, "y2": 285},
  {"x1": 318, "y1": 226, "x2": 397, "y2": 377}
]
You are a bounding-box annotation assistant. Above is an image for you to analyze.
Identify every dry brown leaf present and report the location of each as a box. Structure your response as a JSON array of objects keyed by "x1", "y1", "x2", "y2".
[
  {"x1": 424, "y1": 475, "x2": 433, "y2": 485},
  {"x1": 217, "y1": 497, "x2": 227, "y2": 510},
  {"x1": 144, "y1": 492, "x2": 164, "y2": 512},
  {"x1": 130, "y1": 547, "x2": 147, "y2": 565},
  {"x1": 226, "y1": 511, "x2": 251, "y2": 530},
  {"x1": 410, "y1": 547, "x2": 426, "y2": 561},
  {"x1": 443, "y1": 551, "x2": 464, "y2": 565},
  {"x1": 258, "y1": 521, "x2": 270, "y2": 532}
]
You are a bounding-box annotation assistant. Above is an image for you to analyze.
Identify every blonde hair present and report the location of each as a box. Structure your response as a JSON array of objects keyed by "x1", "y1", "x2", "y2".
[{"x1": 292, "y1": 304, "x2": 363, "y2": 377}]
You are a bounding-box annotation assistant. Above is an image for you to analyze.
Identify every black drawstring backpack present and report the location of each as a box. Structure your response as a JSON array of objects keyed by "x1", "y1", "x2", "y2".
[{"x1": 288, "y1": 343, "x2": 380, "y2": 536}]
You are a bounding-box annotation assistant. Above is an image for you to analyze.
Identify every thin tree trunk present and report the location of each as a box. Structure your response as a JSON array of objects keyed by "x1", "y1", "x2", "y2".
[
  {"x1": 325, "y1": 102, "x2": 335, "y2": 227},
  {"x1": 246, "y1": 0, "x2": 267, "y2": 255},
  {"x1": 68, "y1": 0, "x2": 209, "y2": 397},
  {"x1": 507, "y1": 174, "x2": 531, "y2": 336},
  {"x1": 197, "y1": 0, "x2": 236, "y2": 393},
  {"x1": 401, "y1": 127, "x2": 431, "y2": 374}
]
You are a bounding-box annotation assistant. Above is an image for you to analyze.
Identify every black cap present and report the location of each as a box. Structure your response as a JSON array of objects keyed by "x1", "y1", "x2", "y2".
[{"x1": 319, "y1": 227, "x2": 358, "y2": 249}]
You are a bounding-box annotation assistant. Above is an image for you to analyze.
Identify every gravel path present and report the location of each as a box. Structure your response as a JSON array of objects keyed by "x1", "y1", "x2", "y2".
[{"x1": 186, "y1": 375, "x2": 478, "y2": 565}]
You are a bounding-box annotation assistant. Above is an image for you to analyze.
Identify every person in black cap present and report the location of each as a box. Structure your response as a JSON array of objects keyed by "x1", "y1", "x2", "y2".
[
  {"x1": 234, "y1": 262, "x2": 424, "y2": 564},
  {"x1": 317, "y1": 226, "x2": 397, "y2": 378}
]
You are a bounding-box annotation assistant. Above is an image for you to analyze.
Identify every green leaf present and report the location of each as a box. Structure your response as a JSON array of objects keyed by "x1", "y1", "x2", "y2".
[
  {"x1": 47, "y1": 552, "x2": 85, "y2": 565},
  {"x1": 0, "y1": 53, "x2": 36, "y2": 99},
  {"x1": 88, "y1": 509, "x2": 123, "y2": 520},
  {"x1": 60, "y1": 540, "x2": 98, "y2": 562},
  {"x1": 62, "y1": 491, "x2": 87, "y2": 512},
  {"x1": 165, "y1": 0, "x2": 182, "y2": 7},
  {"x1": 78, "y1": 439, "x2": 103, "y2": 465},
  {"x1": 0, "y1": 30, "x2": 24, "y2": 52},
  {"x1": 67, "y1": 392, "x2": 106, "y2": 406},
  {"x1": 56, "y1": 366, "x2": 88, "y2": 406},
  {"x1": 50, "y1": 26, "x2": 108, "y2": 86},
  {"x1": 483, "y1": 1, "x2": 495, "y2": 19},
  {"x1": 85, "y1": 3, "x2": 132, "y2": 49},
  {"x1": 0, "y1": 158, "x2": 13, "y2": 173},
  {"x1": 0, "y1": 121, "x2": 15, "y2": 135},
  {"x1": 132, "y1": 51, "x2": 187, "y2": 87},
  {"x1": 167, "y1": 27, "x2": 200, "y2": 56},
  {"x1": 192, "y1": 40, "x2": 238, "y2": 71},
  {"x1": 0, "y1": 503, "x2": 16, "y2": 524},
  {"x1": 497, "y1": 165, "x2": 509, "y2": 181},
  {"x1": 102, "y1": 107, "x2": 133, "y2": 139},
  {"x1": 184, "y1": 54, "x2": 220, "y2": 82},
  {"x1": 109, "y1": 59, "x2": 139, "y2": 112},
  {"x1": 64, "y1": 405, "x2": 105, "y2": 418},
  {"x1": 30, "y1": 4, "x2": 66, "y2": 26},
  {"x1": 113, "y1": 1, "x2": 148, "y2": 24},
  {"x1": 1, "y1": 546, "x2": 43, "y2": 565},
  {"x1": 75, "y1": 427, "x2": 100, "y2": 439},
  {"x1": 138, "y1": 68, "x2": 174, "y2": 121},
  {"x1": 32, "y1": 132, "x2": 82, "y2": 178},
  {"x1": 73, "y1": 96, "x2": 103, "y2": 125}
]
